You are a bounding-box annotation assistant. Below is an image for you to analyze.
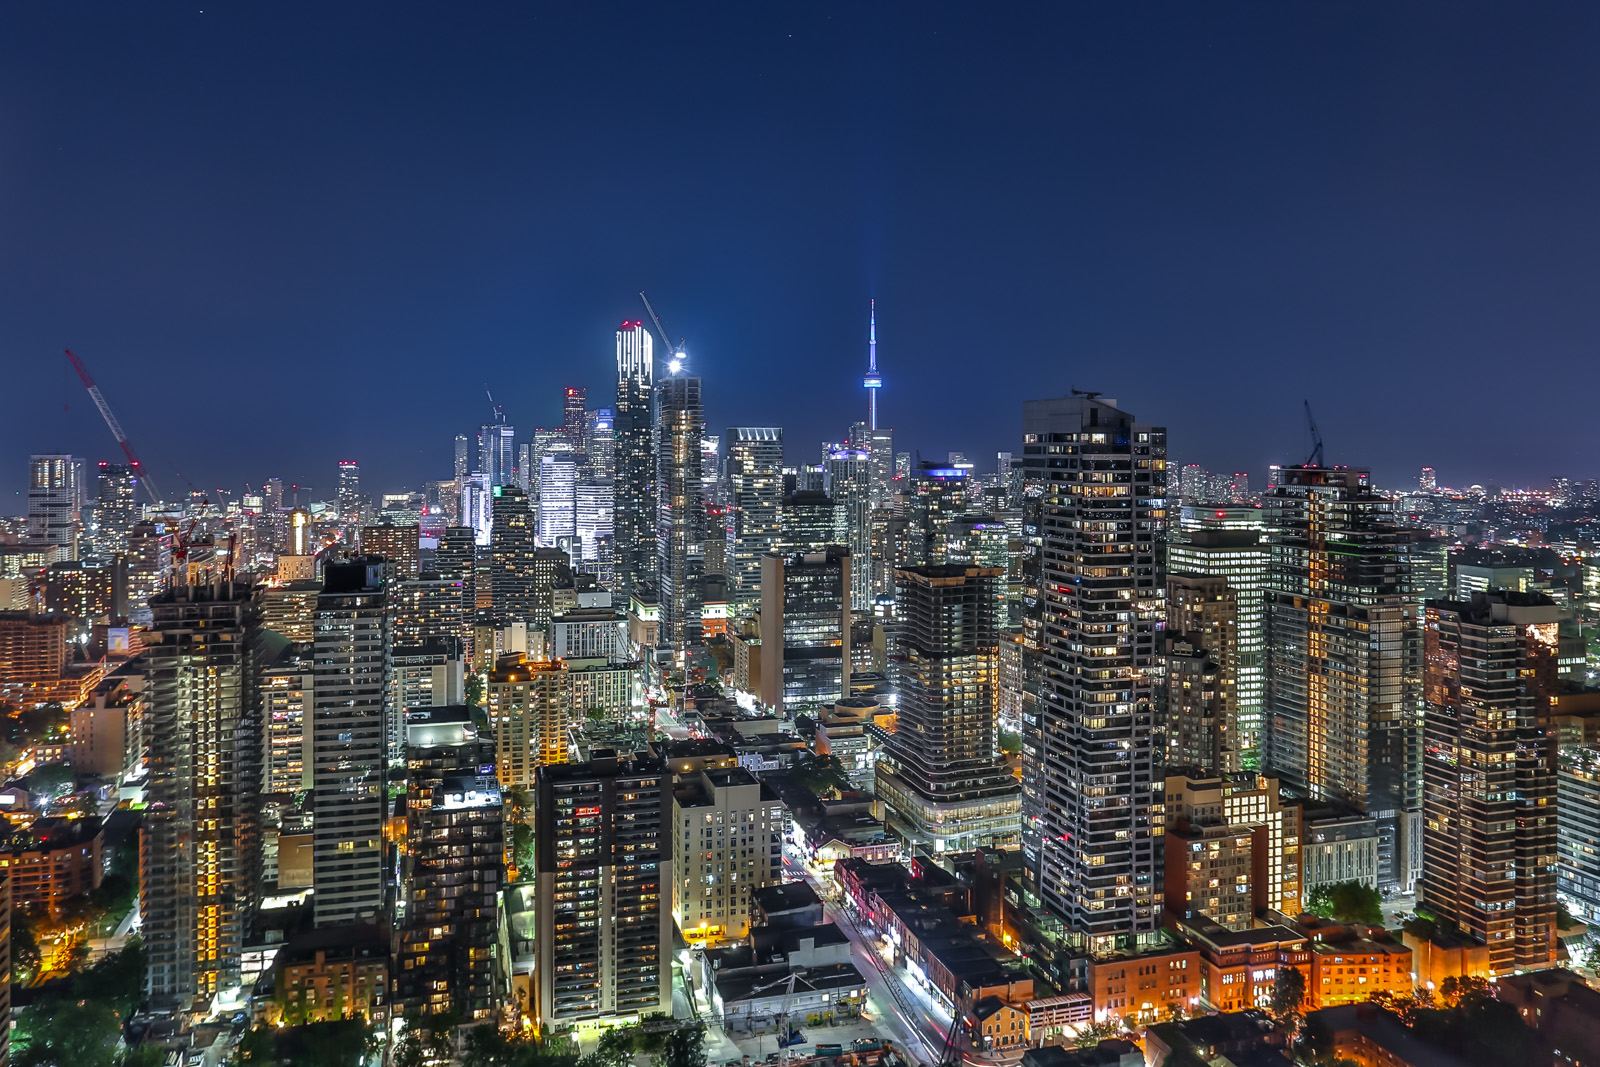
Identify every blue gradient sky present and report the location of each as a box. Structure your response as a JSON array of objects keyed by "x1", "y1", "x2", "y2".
[{"x1": 4, "y1": 3, "x2": 1600, "y2": 504}]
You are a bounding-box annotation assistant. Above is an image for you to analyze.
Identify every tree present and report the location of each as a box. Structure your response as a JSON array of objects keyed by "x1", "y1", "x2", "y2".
[
  {"x1": 391, "y1": 1031, "x2": 427, "y2": 1067},
  {"x1": 12, "y1": 907, "x2": 41, "y2": 981},
  {"x1": 465, "y1": 673, "x2": 485, "y2": 708},
  {"x1": 998, "y1": 729, "x2": 1022, "y2": 756},
  {"x1": 424, "y1": 1009, "x2": 462, "y2": 1063},
  {"x1": 13, "y1": 997, "x2": 124, "y2": 1067},
  {"x1": 1271, "y1": 965, "x2": 1306, "y2": 1019},
  {"x1": 790, "y1": 753, "x2": 851, "y2": 796},
  {"x1": 1072, "y1": 1021, "x2": 1122, "y2": 1049},
  {"x1": 1438, "y1": 974, "x2": 1490, "y2": 1009},
  {"x1": 270, "y1": 1020, "x2": 375, "y2": 1067},
  {"x1": 1304, "y1": 880, "x2": 1384, "y2": 925},
  {"x1": 653, "y1": 1025, "x2": 705, "y2": 1067},
  {"x1": 28, "y1": 762, "x2": 75, "y2": 802}
]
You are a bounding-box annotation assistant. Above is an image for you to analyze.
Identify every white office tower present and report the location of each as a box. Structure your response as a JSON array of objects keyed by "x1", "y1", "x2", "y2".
[
  {"x1": 311, "y1": 559, "x2": 391, "y2": 928},
  {"x1": 575, "y1": 481, "x2": 615, "y2": 565},
  {"x1": 538, "y1": 453, "x2": 578, "y2": 547},
  {"x1": 825, "y1": 449, "x2": 874, "y2": 613},
  {"x1": 1020, "y1": 394, "x2": 1167, "y2": 954},
  {"x1": 28, "y1": 454, "x2": 87, "y2": 558},
  {"x1": 460, "y1": 473, "x2": 492, "y2": 546}
]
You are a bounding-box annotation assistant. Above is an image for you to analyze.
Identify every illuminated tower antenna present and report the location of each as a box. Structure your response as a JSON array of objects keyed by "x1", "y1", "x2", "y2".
[{"x1": 862, "y1": 299, "x2": 882, "y2": 430}]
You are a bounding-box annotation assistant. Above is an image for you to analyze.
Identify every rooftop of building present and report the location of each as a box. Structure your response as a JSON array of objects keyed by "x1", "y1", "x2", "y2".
[
  {"x1": 274, "y1": 922, "x2": 389, "y2": 968},
  {"x1": 1020, "y1": 1040, "x2": 1140, "y2": 1067},
  {"x1": 836, "y1": 856, "x2": 913, "y2": 894},
  {"x1": 652, "y1": 738, "x2": 739, "y2": 765},
  {"x1": 551, "y1": 606, "x2": 625, "y2": 622},
  {"x1": 537, "y1": 751, "x2": 663, "y2": 783},
  {"x1": 713, "y1": 962, "x2": 868, "y2": 1005},
  {"x1": 1305, "y1": 1005, "x2": 1469, "y2": 1067},
  {"x1": 392, "y1": 634, "x2": 465, "y2": 660},
  {"x1": 1147, "y1": 1010, "x2": 1280, "y2": 1053},
  {"x1": 1308, "y1": 933, "x2": 1409, "y2": 958},
  {"x1": 1178, "y1": 919, "x2": 1307, "y2": 953},
  {"x1": 672, "y1": 767, "x2": 768, "y2": 807},
  {"x1": 1499, "y1": 967, "x2": 1600, "y2": 1017},
  {"x1": 433, "y1": 775, "x2": 501, "y2": 811},
  {"x1": 6, "y1": 813, "x2": 102, "y2": 852},
  {"x1": 752, "y1": 880, "x2": 821, "y2": 915},
  {"x1": 750, "y1": 922, "x2": 852, "y2": 961}
]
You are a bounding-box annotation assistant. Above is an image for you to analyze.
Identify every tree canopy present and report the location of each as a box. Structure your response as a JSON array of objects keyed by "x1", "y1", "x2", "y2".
[{"x1": 1304, "y1": 880, "x2": 1383, "y2": 925}]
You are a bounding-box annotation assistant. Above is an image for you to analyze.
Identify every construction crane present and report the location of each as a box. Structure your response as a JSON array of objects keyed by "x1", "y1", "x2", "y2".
[
  {"x1": 1303, "y1": 399, "x2": 1325, "y2": 467},
  {"x1": 63, "y1": 349, "x2": 160, "y2": 504},
  {"x1": 484, "y1": 384, "x2": 504, "y2": 425},
  {"x1": 639, "y1": 291, "x2": 685, "y2": 370},
  {"x1": 171, "y1": 516, "x2": 202, "y2": 585}
]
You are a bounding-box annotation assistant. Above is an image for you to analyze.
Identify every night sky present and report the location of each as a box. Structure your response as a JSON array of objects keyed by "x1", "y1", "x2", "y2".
[{"x1": 5, "y1": 4, "x2": 1600, "y2": 505}]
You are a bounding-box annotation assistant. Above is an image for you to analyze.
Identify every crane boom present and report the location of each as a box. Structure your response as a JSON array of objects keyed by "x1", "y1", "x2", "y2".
[
  {"x1": 64, "y1": 349, "x2": 161, "y2": 504},
  {"x1": 1303, "y1": 399, "x2": 1325, "y2": 468},
  {"x1": 638, "y1": 291, "x2": 681, "y2": 361}
]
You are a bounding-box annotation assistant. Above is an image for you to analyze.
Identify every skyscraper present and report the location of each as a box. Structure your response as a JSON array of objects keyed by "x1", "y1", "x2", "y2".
[
  {"x1": 487, "y1": 654, "x2": 573, "y2": 788},
  {"x1": 1263, "y1": 465, "x2": 1421, "y2": 890},
  {"x1": 726, "y1": 427, "x2": 783, "y2": 617},
  {"x1": 262, "y1": 640, "x2": 314, "y2": 794},
  {"x1": 490, "y1": 485, "x2": 540, "y2": 622},
  {"x1": 142, "y1": 581, "x2": 262, "y2": 1005},
  {"x1": 656, "y1": 373, "x2": 704, "y2": 650},
  {"x1": 27, "y1": 454, "x2": 86, "y2": 557},
  {"x1": 454, "y1": 433, "x2": 470, "y2": 483},
  {"x1": 1168, "y1": 528, "x2": 1268, "y2": 765},
  {"x1": 537, "y1": 454, "x2": 578, "y2": 547},
  {"x1": 361, "y1": 522, "x2": 420, "y2": 578},
  {"x1": 1163, "y1": 573, "x2": 1239, "y2": 775},
  {"x1": 95, "y1": 462, "x2": 138, "y2": 558},
  {"x1": 875, "y1": 565, "x2": 1021, "y2": 853},
  {"x1": 479, "y1": 422, "x2": 516, "y2": 490},
  {"x1": 395, "y1": 707, "x2": 503, "y2": 1020},
  {"x1": 435, "y1": 526, "x2": 479, "y2": 629},
  {"x1": 584, "y1": 408, "x2": 615, "y2": 482},
  {"x1": 574, "y1": 480, "x2": 615, "y2": 575},
  {"x1": 337, "y1": 460, "x2": 362, "y2": 525},
  {"x1": 777, "y1": 490, "x2": 836, "y2": 555},
  {"x1": 1020, "y1": 394, "x2": 1166, "y2": 954},
  {"x1": 1420, "y1": 591, "x2": 1562, "y2": 974},
  {"x1": 826, "y1": 449, "x2": 873, "y2": 613},
  {"x1": 613, "y1": 321, "x2": 656, "y2": 599},
  {"x1": 904, "y1": 464, "x2": 969, "y2": 567},
  {"x1": 759, "y1": 548, "x2": 852, "y2": 715},
  {"x1": 563, "y1": 386, "x2": 587, "y2": 451},
  {"x1": 534, "y1": 753, "x2": 673, "y2": 1029},
  {"x1": 311, "y1": 559, "x2": 390, "y2": 927}
]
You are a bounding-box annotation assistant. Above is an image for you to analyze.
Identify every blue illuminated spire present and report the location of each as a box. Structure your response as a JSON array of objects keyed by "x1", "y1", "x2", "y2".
[{"x1": 862, "y1": 298, "x2": 882, "y2": 430}]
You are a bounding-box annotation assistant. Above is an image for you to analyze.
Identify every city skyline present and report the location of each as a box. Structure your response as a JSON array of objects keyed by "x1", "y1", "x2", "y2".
[{"x1": 8, "y1": 6, "x2": 1600, "y2": 500}]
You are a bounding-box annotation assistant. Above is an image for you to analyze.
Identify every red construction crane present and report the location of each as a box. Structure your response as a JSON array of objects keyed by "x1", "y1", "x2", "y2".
[
  {"x1": 63, "y1": 348, "x2": 161, "y2": 504},
  {"x1": 171, "y1": 516, "x2": 202, "y2": 584}
]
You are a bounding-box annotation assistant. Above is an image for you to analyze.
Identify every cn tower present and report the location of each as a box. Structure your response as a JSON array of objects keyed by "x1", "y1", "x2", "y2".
[{"x1": 862, "y1": 299, "x2": 883, "y2": 430}]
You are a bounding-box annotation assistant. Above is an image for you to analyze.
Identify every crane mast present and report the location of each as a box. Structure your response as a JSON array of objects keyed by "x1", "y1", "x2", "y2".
[{"x1": 63, "y1": 349, "x2": 160, "y2": 504}]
